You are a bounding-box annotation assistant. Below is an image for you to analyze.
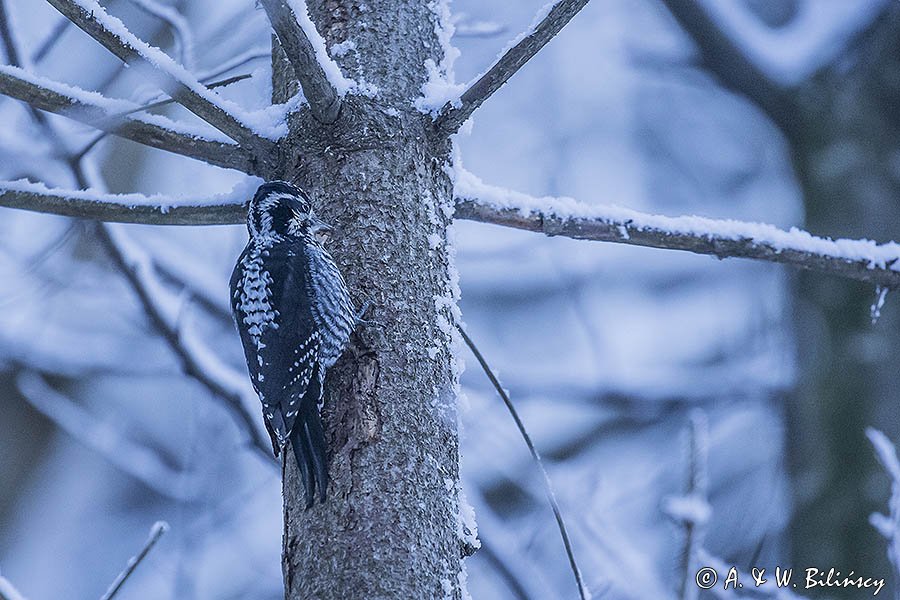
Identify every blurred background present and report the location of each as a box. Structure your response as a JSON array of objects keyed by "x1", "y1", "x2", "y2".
[{"x1": 1, "y1": 0, "x2": 899, "y2": 598}]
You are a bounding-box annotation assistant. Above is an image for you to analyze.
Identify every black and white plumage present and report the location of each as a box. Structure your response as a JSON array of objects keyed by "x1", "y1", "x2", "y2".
[{"x1": 230, "y1": 181, "x2": 356, "y2": 507}]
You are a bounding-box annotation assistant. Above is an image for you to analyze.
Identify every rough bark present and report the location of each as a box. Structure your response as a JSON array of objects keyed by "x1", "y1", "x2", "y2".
[{"x1": 271, "y1": 3, "x2": 466, "y2": 598}]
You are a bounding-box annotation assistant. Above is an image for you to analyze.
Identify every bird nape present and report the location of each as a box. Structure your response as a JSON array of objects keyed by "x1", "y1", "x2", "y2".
[{"x1": 229, "y1": 181, "x2": 358, "y2": 507}]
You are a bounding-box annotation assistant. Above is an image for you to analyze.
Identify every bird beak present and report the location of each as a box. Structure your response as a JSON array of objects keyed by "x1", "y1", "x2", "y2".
[{"x1": 310, "y1": 216, "x2": 333, "y2": 243}]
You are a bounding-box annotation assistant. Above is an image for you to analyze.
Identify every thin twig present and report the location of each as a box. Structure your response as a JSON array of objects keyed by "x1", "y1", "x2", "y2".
[
  {"x1": 457, "y1": 324, "x2": 590, "y2": 600},
  {"x1": 434, "y1": 0, "x2": 591, "y2": 133},
  {"x1": 665, "y1": 411, "x2": 710, "y2": 600},
  {"x1": 0, "y1": 66, "x2": 255, "y2": 172},
  {"x1": 258, "y1": 0, "x2": 341, "y2": 123},
  {"x1": 120, "y1": 74, "x2": 253, "y2": 117},
  {"x1": 73, "y1": 72, "x2": 253, "y2": 162},
  {"x1": 197, "y1": 48, "x2": 270, "y2": 82},
  {"x1": 45, "y1": 0, "x2": 267, "y2": 150},
  {"x1": 99, "y1": 521, "x2": 169, "y2": 600}
]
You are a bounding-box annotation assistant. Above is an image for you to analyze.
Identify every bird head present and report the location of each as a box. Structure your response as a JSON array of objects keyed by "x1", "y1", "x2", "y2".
[{"x1": 247, "y1": 181, "x2": 332, "y2": 241}]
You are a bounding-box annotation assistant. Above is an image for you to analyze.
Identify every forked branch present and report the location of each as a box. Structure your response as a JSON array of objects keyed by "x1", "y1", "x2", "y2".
[
  {"x1": 434, "y1": 0, "x2": 591, "y2": 133},
  {"x1": 45, "y1": 0, "x2": 269, "y2": 151},
  {"x1": 0, "y1": 66, "x2": 255, "y2": 172},
  {"x1": 259, "y1": 0, "x2": 341, "y2": 123}
]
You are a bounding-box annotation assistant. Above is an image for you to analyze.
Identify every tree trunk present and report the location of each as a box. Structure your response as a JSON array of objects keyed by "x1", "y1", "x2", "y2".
[{"x1": 271, "y1": 2, "x2": 469, "y2": 598}]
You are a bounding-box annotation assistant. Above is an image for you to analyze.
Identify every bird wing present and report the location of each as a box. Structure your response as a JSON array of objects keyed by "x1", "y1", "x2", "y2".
[{"x1": 230, "y1": 242, "x2": 321, "y2": 448}]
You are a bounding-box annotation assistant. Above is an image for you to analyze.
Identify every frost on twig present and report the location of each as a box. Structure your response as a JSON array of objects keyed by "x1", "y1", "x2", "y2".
[
  {"x1": 663, "y1": 411, "x2": 711, "y2": 600},
  {"x1": 0, "y1": 65, "x2": 255, "y2": 172},
  {"x1": 452, "y1": 169, "x2": 900, "y2": 289},
  {"x1": 433, "y1": 0, "x2": 591, "y2": 133},
  {"x1": 258, "y1": 0, "x2": 342, "y2": 123},
  {"x1": 99, "y1": 521, "x2": 169, "y2": 600},
  {"x1": 867, "y1": 428, "x2": 900, "y2": 579},
  {"x1": 96, "y1": 223, "x2": 274, "y2": 463},
  {"x1": 45, "y1": 0, "x2": 274, "y2": 149}
]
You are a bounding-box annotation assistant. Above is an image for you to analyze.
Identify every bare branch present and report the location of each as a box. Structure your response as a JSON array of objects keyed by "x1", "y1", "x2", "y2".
[
  {"x1": 0, "y1": 66, "x2": 256, "y2": 172},
  {"x1": 434, "y1": 0, "x2": 590, "y2": 133},
  {"x1": 458, "y1": 325, "x2": 590, "y2": 600},
  {"x1": 259, "y1": 0, "x2": 340, "y2": 123},
  {"x1": 454, "y1": 191, "x2": 900, "y2": 290},
  {"x1": 99, "y1": 521, "x2": 169, "y2": 600},
  {"x1": 45, "y1": 0, "x2": 269, "y2": 150},
  {"x1": 95, "y1": 223, "x2": 274, "y2": 463}
]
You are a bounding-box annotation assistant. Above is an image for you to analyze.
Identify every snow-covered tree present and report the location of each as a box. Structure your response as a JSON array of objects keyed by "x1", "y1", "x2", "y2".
[{"x1": 1, "y1": 1, "x2": 898, "y2": 598}]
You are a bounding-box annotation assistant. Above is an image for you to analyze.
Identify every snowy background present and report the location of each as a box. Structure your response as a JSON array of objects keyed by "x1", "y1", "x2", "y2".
[{"x1": 1, "y1": 0, "x2": 899, "y2": 598}]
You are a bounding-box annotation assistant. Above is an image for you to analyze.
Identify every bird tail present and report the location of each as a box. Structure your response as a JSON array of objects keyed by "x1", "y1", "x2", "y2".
[{"x1": 290, "y1": 389, "x2": 328, "y2": 509}]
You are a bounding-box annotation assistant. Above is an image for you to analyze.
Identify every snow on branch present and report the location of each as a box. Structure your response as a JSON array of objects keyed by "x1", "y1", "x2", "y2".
[
  {"x1": 95, "y1": 223, "x2": 274, "y2": 463},
  {"x1": 0, "y1": 179, "x2": 254, "y2": 224},
  {"x1": 259, "y1": 0, "x2": 342, "y2": 123},
  {"x1": 433, "y1": 0, "x2": 591, "y2": 133},
  {"x1": 453, "y1": 170, "x2": 900, "y2": 289},
  {"x1": 0, "y1": 65, "x2": 256, "y2": 172},
  {"x1": 7, "y1": 173, "x2": 900, "y2": 291},
  {"x1": 45, "y1": 0, "x2": 278, "y2": 148}
]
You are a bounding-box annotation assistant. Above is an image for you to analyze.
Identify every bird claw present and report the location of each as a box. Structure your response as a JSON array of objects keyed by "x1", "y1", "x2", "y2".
[{"x1": 355, "y1": 299, "x2": 379, "y2": 327}]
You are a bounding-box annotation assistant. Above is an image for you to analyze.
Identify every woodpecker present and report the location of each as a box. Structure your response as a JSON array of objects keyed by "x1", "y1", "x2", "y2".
[{"x1": 230, "y1": 181, "x2": 357, "y2": 507}]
